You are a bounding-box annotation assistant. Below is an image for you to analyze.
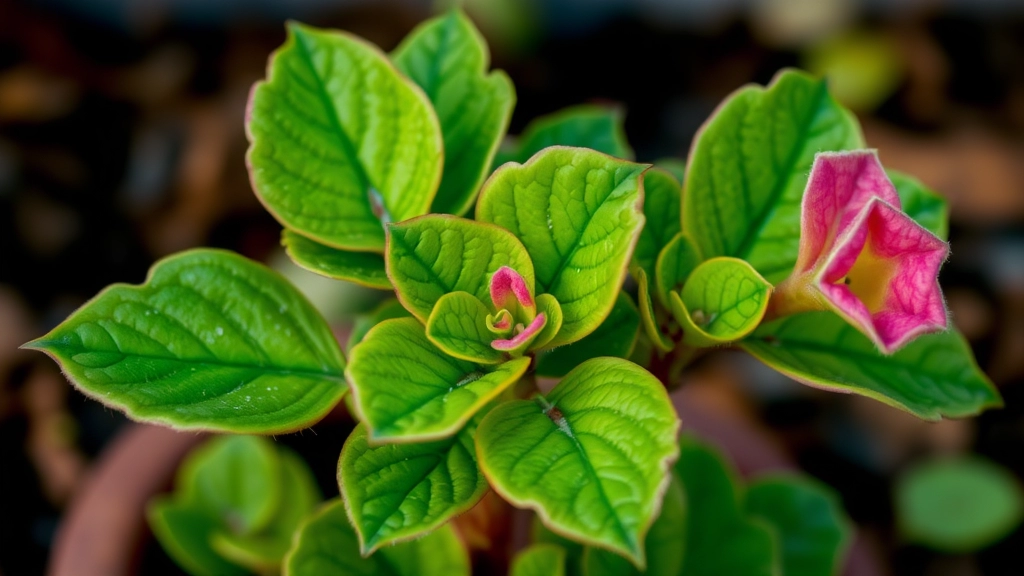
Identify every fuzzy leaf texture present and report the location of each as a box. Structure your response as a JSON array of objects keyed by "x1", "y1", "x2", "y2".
[
  {"x1": 742, "y1": 312, "x2": 1002, "y2": 420},
  {"x1": 347, "y1": 318, "x2": 530, "y2": 442},
  {"x1": 476, "y1": 357, "x2": 680, "y2": 567},
  {"x1": 247, "y1": 22, "x2": 442, "y2": 250},
  {"x1": 393, "y1": 9, "x2": 515, "y2": 215},
  {"x1": 284, "y1": 499, "x2": 469, "y2": 576},
  {"x1": 339, "y1": 418, "x2": 488, "y2": 554},
  {"x1": 889, "y1": 169, "x2": 949, "y2": 240},
  {"x1": 476, "y1": 146, "x2": 646, "y2": 347},
  {"x1": 684, "y1": 69, "x2": 863, "y2": 282},
  {"x1": 23, "y1": 249, "x2": 346, "y2": 434}
]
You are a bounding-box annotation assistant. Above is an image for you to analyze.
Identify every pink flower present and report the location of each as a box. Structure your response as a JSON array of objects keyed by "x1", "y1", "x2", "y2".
[
  {"x1": 487, "y1": 266, "x2": 546, "y2": 353},
  {"x1": 771, "y1": 151, "x2": 949, "y2": 353}
]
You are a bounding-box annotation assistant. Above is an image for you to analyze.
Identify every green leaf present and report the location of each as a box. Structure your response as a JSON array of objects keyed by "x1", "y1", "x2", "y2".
[
  {"x1": 634, "y1": 267, "x2": 673, "y2": 353},
  {"x1": 393, "y1": 10, "x2": 515, "y2": 216},
  {"x1": 888, "y1": 169, "x2": 949, "y2": 240},
  {"x1": 683, "y1": 69, "x2": 863, "y2": 282},
  {"x1": 742, "y1": 311, "x2": 1003, "y2": 420},
  {"x1": 282, "y1": 230, "x2": 391, "y2": 289},
  {"x1": 23, "y1": 249, "x2": 346, "y2": 434},
  {"x1": 495, "y1": 104, "x2": 634, "y2": 167},
  {"x1": 531, "y1": 293, "x2": 564, "y2": 350},
  {"x1": 426, "y1": 291, "x2": 505, "y2": 364},
  {"x1": 477, "y1": 358, "x2": 680, "y2": 567},
  {"x1": 177, "y1": 435, "x2": 280, "y2": 535},
  {"x1": 476, "y1": 147, "x2": 646, "y2": 347},
  {"x1": 532, "y1": 519, "x2": 585, "y2": 576},
  {"x1": 667, "y1": 257, "x2": 772, "y2": 347},
  {"x1": 654, "y1": 232, "x2": 701, "y2": 310},
  {"x1": 745, "y1": 475, "x2": 851, "y2": 576},
  {"x1": 896, "y1": 456, "x2": 1024, "y2": 553},
  {"x1": 511, "y1": 544, "x2": 567, "y2": 576},
  {"x1": 247, "y1": 22, "x2": 442, "y2": 251},
  {"x1": 347, "y1": 318, "x2": 530, "y2": 442},
  {"x1": 284, "y1": 499, "x2": 470, "y2": 576},
  {"x1": 148, "y1": 499, "x2": 246, "y2": 576},
  {"x1": 633, "y1": 168, "x2": 682, "y2": 282},
  {"x1": 675, "y1": 436, "x2": 778, "y2": 576},
  {"x1": 582, "y1": 473, "x2": 687, "y2": 576},
  {"x1": 655, "y1": 158, "x2": 686, "y2": 183},
  {"x1": 386, "y1": 215, "x2": 535, "y2": 322},
  {"x1": 347, "y1": 299, "x2": 411, "y2": 352},
  {"x1": 339, "y1": 418, "x2": 487, "y2": 554},
  {"x1": 536, "y1": 292, "x2": 640, "y2": 378}
]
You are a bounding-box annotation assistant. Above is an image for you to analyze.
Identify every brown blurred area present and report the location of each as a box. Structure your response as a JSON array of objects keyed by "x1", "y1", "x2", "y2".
[{"x1": 1, "y1": 0, "x2": 1023, "y2": 574}]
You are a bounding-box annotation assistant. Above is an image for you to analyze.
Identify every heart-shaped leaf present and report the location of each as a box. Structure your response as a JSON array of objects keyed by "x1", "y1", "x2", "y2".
[
  {"x1": 393, "y1": 9, "x2": 515, "y2": 216},
  {"x1": 477, "y1": 146, "x2": 646, "y2": 347},
  {"x1": 247, "y1": 22, "x2": 442, "y2": 250},
  {"x1": 282, "y1": 230, "x2": 390, "y2": 289},
  {"x1": 23, "y1": 249, "x2": 346, "y2": 434},
  {"x1": 536, "y1": 292, "x2": 640, "y2": 378},
  {"x1": 148, "y1": 500, "x2": 246, "y2": 576},
  {"x1": 339, "y1": 419, "x2": 487, "y2": 554},
  {"x1": 347, "y1": 318, "x2": 530, "y2": 442},
  {"x1": 684, "y1": 69, "x2": 863, "y2": 282},
  {"x1": 511, "y1": 544, "x2": 568, "y2": 576},
  {"x1": 634, "y1": 168, "x2": 682, "y2": 282},
  {"x1": 667, "y1": 257, "x2": 772, "y2": 347},
  {"x1": 654, "y1": 232, "x2": 701, "y2": 310},
  {"x1": 476, "y1": 357, "x2": 680, "y2": 567},
  {"x1": 675, "y1": 436, "x2": 777, "y2": 576},
  {"x1": 495, "y1": 104, "x2": 634, "y2": 168},
  {"x1": 889, "y1": 170, "x2": 948, "y2": 240},
  {"x1": 582, "y1": 473, "x2": 687, "y2": 576},
  {"x1": 742, "y1": 312, "x2": 1002, "y2": 420},
  {"x1": 426, "y1": 291, "x2": 504, "y2": 364},
  {"x1": 744, "y1": 475, "x2": 852, "y2": 576},
  {"x1": 386, "y1": 215, "x2": 535, "y2": 322},
  {"x1": 284, "y1": 499, "x2": 470, "y2": 576}
]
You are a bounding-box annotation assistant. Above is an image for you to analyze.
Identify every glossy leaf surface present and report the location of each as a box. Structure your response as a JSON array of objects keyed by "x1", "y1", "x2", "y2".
[
  {"x1": 23, "y1": 249, "x2": 346, "y2": 434},
  {"x1": 426, "y1": 291, "x2": 504, "y2": 364},
  {"x1": 675, "y1": 436, "x2": 777, "y2": 576},
  {"x1": 745, "y1": 475, "x2": 851, "y2": 576},
  {"x1": 634, "y1": 168, "x2": 682, "y2": 282},
  {"x1": 386, "y1": 215, "x2": 534, "y2": 322},
  {"x1": 684, "y1": 69, "x2": 863, "y2": 282},
  {"x1": 282, "y1": 230, "x2": 390, "y2": 289},
  {"x1": 339, "y1": 419, "x2": 487, "y2": 553},
  {"x1": 536, "y1": 292, "x2": 640, "y2": 377},
  {"x1": 393, "y1": 10, "x2": 514, "y2": 215},
  {"x1": 668, "y1": 257, "x2": 772, "y2": 346},
  {"x1": 495, "y1": 104, "x2": 633, "y2": 167},
  {"x1": 477, "y1": 358, "x2": 680, "y2": 567},
  {"x1": 511, "y1": 544, "x2": 567, "y2": 576},
  {"x1": 347, "y1": 318, "x2": 529, "y2": 442},
  {"x1": 477, "y1": 147, "x2": 646, "y2": 347},
  {"x1": 743, "y1": 312, "x2": 1002, "y2": 420},
  {"x1": 247, "y1": 23, "x2": 442, "y2": 250},
  {"x1": 284, "y1": 499, "x2": 470, "y2": 576},
  {"x1": 888, "y1": 170, "x2": 949, "y2": 240}
]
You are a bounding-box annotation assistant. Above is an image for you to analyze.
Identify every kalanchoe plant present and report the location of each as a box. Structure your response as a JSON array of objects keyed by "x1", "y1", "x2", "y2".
[{"x1": 23, "y1": 8, "x2": 1003, "y2": 576}]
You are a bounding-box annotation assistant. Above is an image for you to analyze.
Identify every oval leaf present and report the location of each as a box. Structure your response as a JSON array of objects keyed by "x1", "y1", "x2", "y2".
[
  {"x1": 744, "y1": 475, "x2": 852, "y2": 576},
  {"x1": 634, "y1": 168, "x2": 682, "y2": 282},
  {"x1": 476, "y1": 357, "x2": 680, "y2": 567},
  {"x1": 477, "y1": 146, "x2": 646, "y2": 347},
  {"x1": 654, "y1": 232, "x2": 701, "y2": 310},
  {"x1": 347, "y1": 318, "x2": 530, "y2": 442},
  {"x1": 148, "y1": 499, "x2": 246, "y2": 576},
  {"x1": 23, "y1": 249, "x2": 346, "y2": 434},
  {"x1": 684, "y1": 69, "x2": 863, "y2": 282},
  {"x1": 426, "y1": 291, "x2": 505, "y2": 364},
  {"x1": 247, "y1": 22, "x2": 442, "y2": 250},
  {"x1": 742, "y1": 311, "x2": 1003, "y2": 420},
  {"x1": 495, "y1": 104, "x2": 634, "y2": 167},
  {"x1": 536, "y1": 291, "x2": 640, "y2": 378},
  {"x1": 339, "y1": 419, "x2": 488, "y2": 554},
  {"x1": 888, "y1": 169, "x2": 949, "y2": 240},
  {"x1": 393, "y1": 10, "x2": 515, "y2": 216},
  {"x1": 284, "y1": 499, "x2": 470, "y2": 576},
  {"x1": 511, "y1": 544, "x2": 567, "y2": 576},
  {"x1": 386, "y1": 215, "x2": 535, "y2": 322},
  {"x1": 675, "y1": 436, "x2": 778, "y2": 576},
  {"x1": 282, "y1": 230, "x2": 391, "y2": 289},
  {"x1": 668, "y1": 257, "x2": 772, "y2": 347}
]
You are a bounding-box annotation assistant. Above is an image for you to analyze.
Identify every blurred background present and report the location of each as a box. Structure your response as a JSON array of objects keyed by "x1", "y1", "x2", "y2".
[{"x1": 2, "y1": 0, "x2": 1024, "y2": 574}]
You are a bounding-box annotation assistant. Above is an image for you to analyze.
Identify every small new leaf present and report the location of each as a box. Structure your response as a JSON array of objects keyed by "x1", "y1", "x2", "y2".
[
  {"x1": 427, "y1": 292, "x2": 505, "y2": 364},
  {"x1": 654, "y1": 232, "x2": 702, "y2": 310},
  {"x1": 634, "y1": 168, "x2": 682, "y2": 282},
  {"x1": 668, "y1": 257, "x2": 772, "y2": 347}
]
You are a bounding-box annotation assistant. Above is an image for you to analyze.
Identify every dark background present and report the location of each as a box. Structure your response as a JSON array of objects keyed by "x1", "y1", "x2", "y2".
[{"x1": 2, "y1": 0, "x2": 1023, "y2": 574}]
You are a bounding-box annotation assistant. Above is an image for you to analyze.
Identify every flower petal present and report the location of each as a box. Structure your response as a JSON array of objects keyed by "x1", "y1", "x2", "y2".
[
  {"x1": 491, "y1": 313, "x2": 547, "y2": 354},
  {"x1": 489, "y1": 266, "x2": 535, "y2": 311}
]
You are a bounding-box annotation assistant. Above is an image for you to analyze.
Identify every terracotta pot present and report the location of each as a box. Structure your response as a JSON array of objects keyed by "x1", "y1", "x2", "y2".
[{"x1": 49, "y1": 392, "x2": 887, "y2": 576}]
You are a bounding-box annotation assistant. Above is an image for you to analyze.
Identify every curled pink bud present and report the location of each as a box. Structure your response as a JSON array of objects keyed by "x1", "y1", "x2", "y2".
[
  {"x1": 491, "y1": 313, "x2": 547, "y2": 353},
  {"x1": 490, "y1": 266, "x2": 535, "y2": 312}
]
